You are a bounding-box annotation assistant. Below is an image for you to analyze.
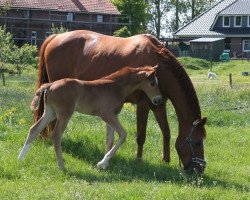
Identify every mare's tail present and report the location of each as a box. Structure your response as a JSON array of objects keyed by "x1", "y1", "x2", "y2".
[
  {"x1": 34, "y1": 34, "x2": 57, "y2": 137},
  {"x1": 31, "y1": 83, "x2": 52, "y2": 111}
]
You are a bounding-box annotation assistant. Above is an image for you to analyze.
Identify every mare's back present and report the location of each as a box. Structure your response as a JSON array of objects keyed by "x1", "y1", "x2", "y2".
[{"x1": 45, "y1": 31, "x2": 160, "y2": 81}]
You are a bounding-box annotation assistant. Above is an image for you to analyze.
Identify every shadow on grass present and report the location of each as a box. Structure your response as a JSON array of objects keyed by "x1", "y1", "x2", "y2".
[{"x1": 62, "y1": 137, "x2": 249, "y2": 192}]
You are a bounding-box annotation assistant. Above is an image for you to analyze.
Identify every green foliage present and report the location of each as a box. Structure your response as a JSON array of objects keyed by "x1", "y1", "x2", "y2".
[
  {"x1": 0, "y1": 62, "x2": 249, "y2": 198},
  {"x1": 113, "y1": 26, "x2": 131, "y2": 37},
  {"x1": 112, "y1": 0, "x2": 148, "y2": 35},
  {"x1": 178, "y1": 57, "x2": 211, "y2": 70},
  {"x1": 51, "y1": 23, "x2": 68, "y2": 34},
  {"x1": 0, "y1": 26, "x2": 38, "y2": 78}
]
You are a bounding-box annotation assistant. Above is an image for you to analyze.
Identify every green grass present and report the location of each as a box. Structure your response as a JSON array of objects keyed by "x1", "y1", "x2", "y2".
[{"x1": 0, "y1": 61, "x2": 249, "y2": 199}]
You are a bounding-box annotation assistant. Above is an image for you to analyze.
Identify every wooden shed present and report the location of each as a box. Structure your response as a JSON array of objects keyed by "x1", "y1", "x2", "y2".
[{"x1": 190, "y1": 38, "x2": 225, "y2": 61}]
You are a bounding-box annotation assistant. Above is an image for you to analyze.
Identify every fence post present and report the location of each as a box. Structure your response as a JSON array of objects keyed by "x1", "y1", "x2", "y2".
[{"x1": 229, "y1": 73, "x2": 232, "y2": 88}]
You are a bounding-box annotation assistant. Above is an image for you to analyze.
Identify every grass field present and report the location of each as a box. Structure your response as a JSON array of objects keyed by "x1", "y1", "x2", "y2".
[{"x1": 0, "y1": 60, "x2": 249, "y2": 199}]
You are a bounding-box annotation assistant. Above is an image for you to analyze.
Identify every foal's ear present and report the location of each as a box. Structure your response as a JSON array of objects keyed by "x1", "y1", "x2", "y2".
[
  {"x1": 138, "y1": 70, "x2": 155, "y2": 77},
  {"x1": 153, "y1": 64, "x2": 159, "y2": 70}
]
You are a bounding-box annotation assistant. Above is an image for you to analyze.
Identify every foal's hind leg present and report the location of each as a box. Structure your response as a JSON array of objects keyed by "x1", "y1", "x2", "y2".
[
  {"x1": 51, "y1": 115, "x2": 71, "y2": 170},
  {"x1": 18, "y1": 106, "x2": 55, "y2": 160},
  {"x1": 97, "y1": 115, "x2": 127, "y2": 170}
]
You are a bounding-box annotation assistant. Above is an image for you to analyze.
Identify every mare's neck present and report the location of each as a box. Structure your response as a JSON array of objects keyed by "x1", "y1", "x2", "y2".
[{"x1": 160, "y1": 59, "x2": 201, "y2": 131}]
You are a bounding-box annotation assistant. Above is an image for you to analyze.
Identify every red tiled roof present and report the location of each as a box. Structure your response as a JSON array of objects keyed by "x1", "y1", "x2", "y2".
[{"x1": 0, "y1": 0, "x2": 120, "y2": 14}]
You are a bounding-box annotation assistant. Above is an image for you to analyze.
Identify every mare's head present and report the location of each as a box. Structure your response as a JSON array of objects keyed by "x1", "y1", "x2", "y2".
[
  {"x1": 136, "y1": 65, "x2": 162, "y2": 106},
  {"x1": 175, "y1": 117, "x2": 207, "y2": 174}
]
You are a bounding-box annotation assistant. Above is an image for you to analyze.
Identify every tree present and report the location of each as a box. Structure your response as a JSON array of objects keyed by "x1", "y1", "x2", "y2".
[
  {"x1": 0, "y1": 26, "x2": 38, "y2": 85},
  {"x1": 51, "y1": 23, "x2": 68, "y2": 34},
  {"x1": 168, "y1": 0, "x2": 220, "y2": 32},
  {"x1": 147, "y1": 0, "x2": 170, "y2": 38},
  {"x1": 113, "y1": 26, "x2": 131, "y2": 37},
  {"x1": 112, "y1": 0, "x2": 148, "y2": 35}
]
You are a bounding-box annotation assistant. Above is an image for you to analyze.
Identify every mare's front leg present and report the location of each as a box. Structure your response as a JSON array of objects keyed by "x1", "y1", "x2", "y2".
[
  {"x1": 51, "y1": 115, "x2": 72, "y2": 170},
  {"x1": 151, "y1": 100, "x2": 171, "y2": 162},
  {"x1": 136, "y1": 99, "x2": 150, "y2": 161},
  {"x1": 97, "y1": 114, "x2": 127, "y2": 170}
]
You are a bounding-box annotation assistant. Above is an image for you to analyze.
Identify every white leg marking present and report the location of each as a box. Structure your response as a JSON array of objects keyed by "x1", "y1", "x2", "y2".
[{"x1": 18, "y1": 143, "x2": 31, "y2": 160}]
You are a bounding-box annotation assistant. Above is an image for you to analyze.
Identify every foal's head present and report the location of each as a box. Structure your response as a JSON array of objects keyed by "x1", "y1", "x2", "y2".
[{"x1": 135, "y1": 65, "x2": 162, "y2": 106}]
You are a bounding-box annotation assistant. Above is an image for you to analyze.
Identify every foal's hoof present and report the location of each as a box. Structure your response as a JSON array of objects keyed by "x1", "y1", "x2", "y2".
[{"x1": 96, "y1": 161, "x2": 109, "y2": 170}]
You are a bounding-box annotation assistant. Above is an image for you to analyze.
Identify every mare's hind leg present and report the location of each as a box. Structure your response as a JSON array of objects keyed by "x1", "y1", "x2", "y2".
[
  {"x1": 136, "y1": 99, "x2": 150, "y2": 161},
  {"x1": 18, "y1": 106, "x2": 56, "y2": 160},
  {"x1": 51, "y1": 115, "x2": 71, "y2": 170},
  {"x1": 152, "y1": 100, "x2": 170, "y2": 162},
  {"x1": 106, "y1": 123, "x2": 114, "y2": 153},
  {"x1": 97, "y1": 115, "x2": 127, "y2": 170}
]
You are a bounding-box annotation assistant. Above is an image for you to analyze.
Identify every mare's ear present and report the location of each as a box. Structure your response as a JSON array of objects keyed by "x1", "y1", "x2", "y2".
[{"x1": 199, "y1": 117, "x2": 207, "y2": 127}]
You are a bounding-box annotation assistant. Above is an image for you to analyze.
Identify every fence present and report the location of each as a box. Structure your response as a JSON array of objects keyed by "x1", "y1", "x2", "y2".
[{"x1": 167, "y1": 42, "x2": 250, "y2": 61}]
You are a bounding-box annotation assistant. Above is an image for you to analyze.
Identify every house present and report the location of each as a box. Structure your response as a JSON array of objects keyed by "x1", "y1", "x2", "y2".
[
  {"x1": 173, "y1": 0, "x2": 250, "y2": 59},
  {"x1": 0, "y1": 0, "x2": 130, "y2": 47}
]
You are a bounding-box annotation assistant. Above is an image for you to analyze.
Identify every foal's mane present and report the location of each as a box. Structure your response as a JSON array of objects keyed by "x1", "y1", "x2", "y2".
[
  {"x1": 157, "y1": 47, "x2": 201, "y2": 118},
  {"x1": 102, "y1": 66, "x2": 154, "y2": 82}
]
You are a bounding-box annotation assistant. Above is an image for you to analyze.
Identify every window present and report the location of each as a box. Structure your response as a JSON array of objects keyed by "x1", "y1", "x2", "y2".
[
  {"x1": 67, "y1": 13, "x2": 74, "y2": 21},
  {"x1": 223, "y1": 16, "x2": 230, "y2": 27},
  {"x1": 234, "y1": 16, "x2": 242, "y2": 27},
  {"x1": 248, "y1": 16, "x2": 250, "y2": 27},
  {"x1": 31, "y1": 31, "x2": 37, "y2": 46},
  {"x1": 97, "y1": 15, "x2": 103, "y2": 23},
  {"x1": 243, "y1": 40, "x2": 250, "y2": 52}
]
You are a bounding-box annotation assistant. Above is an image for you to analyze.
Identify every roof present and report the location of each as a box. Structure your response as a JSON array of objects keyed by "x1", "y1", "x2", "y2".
[
  {"x1": 0, "y1": 0, "x2": 120, "y2": 14},
  {"x1": 174, "y1": 0, "x2": 238, "y2": 37},
  {"x1": 190, "y1": 38, "x2": 224, "y2": 43},
  {"x1": 220, "y1": 0, "x2": 250, "y2": 15}
]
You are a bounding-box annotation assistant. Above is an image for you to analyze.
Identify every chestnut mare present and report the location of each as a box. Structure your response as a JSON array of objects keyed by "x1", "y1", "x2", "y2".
[
  {"x1": 19, "y1": 66, "x2": 162, "y2": 170},
  {"x1": 36, "y1": 30, "x2": 207, "y2": 173}
]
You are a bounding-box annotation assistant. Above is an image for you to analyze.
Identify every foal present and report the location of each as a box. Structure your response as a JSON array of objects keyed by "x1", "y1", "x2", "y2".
[{"x1": 18, "y1": 66, "x2": 162, "y2": 170}]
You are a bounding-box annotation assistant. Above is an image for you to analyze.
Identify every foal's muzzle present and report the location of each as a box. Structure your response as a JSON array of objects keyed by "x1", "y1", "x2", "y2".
[{"x1": 152, "y1": 96, "x2": 162, "y2": 106}]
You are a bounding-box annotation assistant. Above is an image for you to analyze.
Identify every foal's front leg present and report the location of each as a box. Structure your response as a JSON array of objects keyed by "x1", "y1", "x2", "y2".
[
  {"x1": 97, "y1": 115, "x2": 127, "y2": 170},
  {"x1": 105, "y1": 123, "x2": 114, "y2": 153}
]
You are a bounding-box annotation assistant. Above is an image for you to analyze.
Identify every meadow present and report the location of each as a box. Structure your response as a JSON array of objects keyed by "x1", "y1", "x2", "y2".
[{"x1": 0, "y1": 60, "x2": 249, "y2": 199}]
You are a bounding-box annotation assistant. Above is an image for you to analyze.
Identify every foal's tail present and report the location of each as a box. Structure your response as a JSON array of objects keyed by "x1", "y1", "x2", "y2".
[
  {"x1": 31, "y1": 83, "x2": 52, "y2": 111},
  {"x1": 34, "y1": 34, "x2": 57, "y2": 121}
]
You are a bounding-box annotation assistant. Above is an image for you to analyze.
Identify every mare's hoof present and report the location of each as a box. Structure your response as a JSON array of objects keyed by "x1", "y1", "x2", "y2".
[
  {"x1": 162, "y1": 158, "x2": 170, "y2": 163},
  {"x1": 136, "y1": 157, "x2": 143, "y2": 162}
]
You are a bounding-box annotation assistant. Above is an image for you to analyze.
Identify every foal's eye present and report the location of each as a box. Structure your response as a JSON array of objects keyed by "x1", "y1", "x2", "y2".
[
  {"x1": 195, "y1": 142, "x2": 202, "y2": 147},
  {"x1": 150, "y1": 82, "x2": 155, "y2": 87}
]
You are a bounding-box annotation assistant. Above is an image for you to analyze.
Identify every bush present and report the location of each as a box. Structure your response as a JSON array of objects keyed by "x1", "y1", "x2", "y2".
[
  {"x1": 113, "y1": 26, "x2": 131, "y2": 37},
  {"x1": 178, "y1": 57, "x2": 211, "y2": 70}
]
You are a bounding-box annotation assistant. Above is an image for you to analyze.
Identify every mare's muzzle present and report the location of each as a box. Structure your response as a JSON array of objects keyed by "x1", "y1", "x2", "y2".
[
  {"x1": 152, "y1": 95, "x2": 162, "y2": 106},
  {"x1": 184, "y1": 158, "x2": 207, "y2": 174}
]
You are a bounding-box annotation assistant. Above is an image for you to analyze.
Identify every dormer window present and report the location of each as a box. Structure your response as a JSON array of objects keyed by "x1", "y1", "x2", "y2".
[
  {"x1": 234, "y1": 16, "x2": 242, "y2": 27},
  {"x1": 223, "y1": 16, "x2": 230, "y2": 27}
]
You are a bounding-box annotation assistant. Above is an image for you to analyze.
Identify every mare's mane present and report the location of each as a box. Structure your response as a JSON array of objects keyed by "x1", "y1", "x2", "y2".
[{"x1": 158, "y1": 48, "x2": 201, "y2": 118}]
